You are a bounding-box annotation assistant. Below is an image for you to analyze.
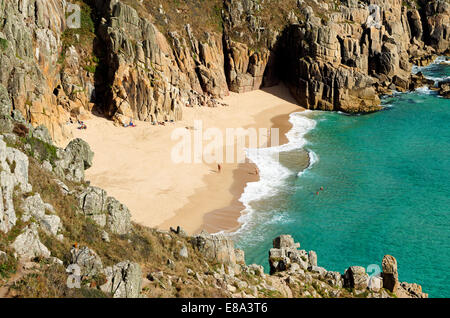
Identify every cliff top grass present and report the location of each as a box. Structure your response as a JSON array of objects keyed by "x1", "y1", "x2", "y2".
[
  {"x1": 120, "y1": 0, "x2": 304, "y2": 46},
  {"x1": 122, "y1": 0, "x2": 224, "y2": 41}
]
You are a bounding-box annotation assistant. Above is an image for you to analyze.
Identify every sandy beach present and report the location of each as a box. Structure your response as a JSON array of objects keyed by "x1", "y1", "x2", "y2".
[{"x1": 63, "y1": 85, "x2": 304, "y2": 235}]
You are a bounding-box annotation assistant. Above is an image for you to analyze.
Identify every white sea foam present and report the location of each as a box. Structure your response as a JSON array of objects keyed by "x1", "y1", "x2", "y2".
[
  {"x1": 412, "y1": 56, "x2": 450, "y2": 74},
  {"x1": 233, "y1": 111, "x2": 318, "y2": 234},
  {"x1": 415, "y1": 86, "x2": 437, "y2": 95},
  {"x1": 412, "y1": 56, "x2": 450, "y2": 84},
  {"x1": 298, "y1": 150, "x2": 319, "y2": 177}
]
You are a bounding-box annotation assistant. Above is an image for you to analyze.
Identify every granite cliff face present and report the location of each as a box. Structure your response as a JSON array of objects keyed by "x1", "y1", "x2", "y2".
[
  {"x1": 0, "y1": 0, "x2": 448, "y2": 140},
  {"x1": 267, "y1": 0, "x2": 449, "y2": 113}
]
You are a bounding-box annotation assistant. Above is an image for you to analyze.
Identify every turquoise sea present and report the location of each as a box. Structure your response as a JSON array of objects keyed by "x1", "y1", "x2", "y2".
[{"x1": 234, "y1": 59, "x2": 450, "y2": 298}]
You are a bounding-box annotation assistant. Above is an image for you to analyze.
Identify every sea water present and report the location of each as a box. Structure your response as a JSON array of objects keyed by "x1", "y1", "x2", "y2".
[{"x1": 234, "y1": 60, "x2": 450, "y2": 298}]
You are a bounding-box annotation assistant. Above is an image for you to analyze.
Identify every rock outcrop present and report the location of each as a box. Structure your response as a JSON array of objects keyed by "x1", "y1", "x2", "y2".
[
  {"x1": 381, "y1": 254, "x2": 400, "y2": 292},
  {"x1": 344, "y1": 266, "x2": 370, "y2": 290},
  {"x1": 191, "y1": 231, "x2": 238, "y2": 265},
  {"x1": 100, "y1": 261, "x2": 142, "y2": 298},
  {"x1": 265, "y1": 235, "x2": 427, "y2": 298},
  {"x1": 269, "y1": 235, "x2": 315, "y2": 274},
  {"x1": 77, "y1": 186, "x2": 132, "y2": 235},
  {"x1": 11, "y1": 224, "x2": 51, "y2": 261},
  {"x1": 0, "y1": 0, "x2": 449, "y2": 137},
  {"x1": 0, "y1": 0, "x2": 83, "y2": 144},
  {"x1": 21, "y1": 193, "x2": 62, "y2": 236},
  {"x1": 0, "y1": 138, "x2": 33, "y2": 233},
  {"x1": 438, "y1": 80, "x2": 450, "y2": 98},
  {"x1": 54, "y1": 138, "x2": 94, "y2": 183},
  {"x1": 70, "y1": 246, "x2": 104, "y2": 278},
  {"x1": 70, "y1": 246, "x2": 103, "y2": 279}
]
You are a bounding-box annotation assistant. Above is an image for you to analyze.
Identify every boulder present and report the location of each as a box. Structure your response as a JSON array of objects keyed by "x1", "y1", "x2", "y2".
[
  {"x1": 5, "y1": 147, "x2": 32, "y2": 192},
  {"x1": 105, "y1": 196, "x2": 132, "y2": 235},
  {"x1": 310, "y1": 265, "x2": 327, "y2": 278},
  {"x1": 410, "y1": 72, "x2": 435, "y2": 90},
  {"x1": 344, "y1": 266, "x2": 369, "y2": 290},
  {"x1": 100, "y1": 261, "x2": 142, "y2": 298},
  {"x1": 438, "y1": 80, "x2": 450, "y2": 98},
  {"x1": 77, "y1": 186, "x2": 107, "y2": 227},
  {"x1": 393, "y1": 75, "x2": 410, "y2": 91},
  {"x1": 66, "y1": 138, "x2": 94, "y2": 170},
  {"x1": 269, "y1": 248, "x2": 289, "y2": 274},
  {"x1": 21, "y1": 194, "x2": 46, "y2": 221},
  {"x1": 21, "y1": 194, "x2": 61, "y2": 236},
  {"x1": 40, "y1": 214, "x2": 62, "y2": 236},
  {"x1": 55, "y1": 138, "x2": 94, "y2": 182},
  {"x1": 235, "y1": 249, "x2": 245, "y2": 265},
  {"x1": 273, "y1": 235, "x2": 299, "y2": 249},
  {"x1": 382, "y1": 255, "x2": 399, "y2": 292},
  {"x1": 398, "y1": 282, "x2": 428, "y2": 298},
  {"x1": 308, "y1": 250, "x2": 318, "y2": 267},
  {"x1": 191, "y1": 231, "x2": 237, "y2": 265},
  {"x1": 70, "y1": 246, "x2": 103, "y2": 278},
  {"x1": 102, "y1": 231, "x2": 110, "y2": 242},
  {"x1": 77, "y1": 187, "x2": 131, "y2": 234},
  {"x1": 11, "y1": 224, "x2": 51, "y2": 260},
  {"x1": 368, "y1": 275, "x2": 383, "y2": 292},
  {"x1": 32, "y1": 125, "x2": 53, "y2": 144},
  {"x1": 325, "y1": 271, "x2": 343, "y2": 288}
]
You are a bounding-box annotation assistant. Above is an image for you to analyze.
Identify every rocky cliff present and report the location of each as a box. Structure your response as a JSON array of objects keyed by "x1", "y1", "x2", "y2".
[
  {"x1": 1, "y1": 0, "x2": 449, "y2": 141},
  {"x1": 0, "y1": 114, "x2": 428, "y2": 298}
]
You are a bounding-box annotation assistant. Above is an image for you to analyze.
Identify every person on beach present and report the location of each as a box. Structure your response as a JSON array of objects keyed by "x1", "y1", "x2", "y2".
[
  {"x1": 78, "y1": 120, "x2": 87, "y2": 130},
  {"x1": 218, "y1": 164, "x2": 222, "y2": 173}
]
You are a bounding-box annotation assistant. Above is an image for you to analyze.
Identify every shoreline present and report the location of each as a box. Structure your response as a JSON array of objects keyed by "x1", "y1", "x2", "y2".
[
  {"x1": 197, "y1": 111, "x2": 305, "y2": 235},
  {"x1": 159, "y1": 85, "x2": 306, "y2": 234},
  {"x1": 65, "y1": 84, "x2": 305, "y2": 235}
]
